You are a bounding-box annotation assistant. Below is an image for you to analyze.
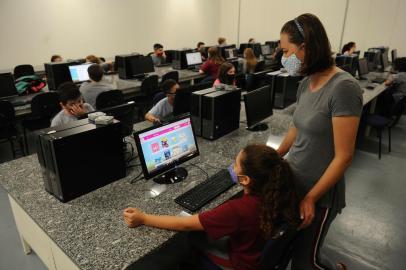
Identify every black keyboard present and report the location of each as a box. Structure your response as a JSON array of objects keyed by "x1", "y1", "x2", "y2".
[
  {"x1": 175, "y1": 169, "x2": 235, "y2": 212},
  {"x1": 371, "y1": 77, "x2": 386, "y2": 84}
]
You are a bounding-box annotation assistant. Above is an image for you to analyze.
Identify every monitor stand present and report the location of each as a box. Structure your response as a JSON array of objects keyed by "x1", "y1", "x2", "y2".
[
  {"x1": 247, "y1": 123, "x2": 269, "y2": 132},
  {"x1": 153, "y1": 167, "x2": 188, "y2": 184}
]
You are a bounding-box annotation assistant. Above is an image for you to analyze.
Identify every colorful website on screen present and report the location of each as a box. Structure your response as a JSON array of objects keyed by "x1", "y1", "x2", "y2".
[{"x1": 139, "y1": 118, "x2": 197, "y2": 174}]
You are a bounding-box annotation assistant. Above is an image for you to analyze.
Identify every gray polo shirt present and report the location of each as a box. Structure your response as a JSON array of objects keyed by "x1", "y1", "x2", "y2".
[
  {"x1": 51, "y1": 103, "x2": 94, "y2": 127},
  {"x1": 79, "y1": 81, "x2": 115, "y2": 108},
  {"x1": 151, "y1": 54, "x2": 166, "y2": 66},
  {"x1": 287, "y1": 72, "x2": 363, "y2": 211},
  {"x1": 147, "y1": 97, "x2": 172, "y2": 120}
]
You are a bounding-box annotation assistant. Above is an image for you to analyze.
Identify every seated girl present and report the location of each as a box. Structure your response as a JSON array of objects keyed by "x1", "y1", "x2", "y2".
[{"x1": 213, "y1": 62, "x2": 236, "y2": 87}]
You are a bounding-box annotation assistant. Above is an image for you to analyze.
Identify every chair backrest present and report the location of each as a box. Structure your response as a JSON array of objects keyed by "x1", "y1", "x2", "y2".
[
  {"x1": 0, "y1": 100, "x2": 16, "y2": 130},
  {"x1": 152, "y1": 92, "x2": 166, "y2": 106},
  {"x1": 141, "y1": 75, "x2": 159, "y2": 99},
  {"x1": 260, "y1": 223, "x2": 298, "y2": 270},
  {"x1": 95, "y1": 90, "x2": 125, "y2": 110},
  {"x1": 30, "y1": 92, "x2": 60, "y2": 119},
  {"x1": 13, "y1": 64, "x2": 35, "y2": 79},
  {"x1": 389, "y1": 96, "x2": 406, "y2": 127},
  {"x1": 161, "y1": 71, "x2": 179, "y2": 83}
]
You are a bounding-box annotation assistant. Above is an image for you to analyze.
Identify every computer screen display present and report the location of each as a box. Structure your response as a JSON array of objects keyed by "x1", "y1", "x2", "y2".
[
  {"x1": 244, "y1": 85, "x2": 273, "y2": 129},
  {"x1": 132, "y1": 56, "x2": 155, "y2": 75},
  {"x1": 0, "y1": 73, "x2": 18, "y2": 98},
  {"x1": 134, "y1": 115, "x2": 199, "y2": 179},
  {"x1": 261, "y1": 45, "x2": 271, "y2": 55},
  {"x1": 358, "y1": 58, "x2": 369, "y2": 77},
  {"x1": 69, "y1": 63, "x2": 92, "y2": 83},
  {"x1": 186, "y1": 52, "x2": 202, "y2": 66}
]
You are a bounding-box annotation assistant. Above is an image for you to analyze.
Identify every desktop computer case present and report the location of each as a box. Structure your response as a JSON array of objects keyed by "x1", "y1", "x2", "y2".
[
  {"x1": 44, "y1": 62, "x2": 72, "y2": 90},
  {"x1": 201, "y1": 90, "x2": 241, "y2": 140},
  {"x1": 116, "y1": 54, "x2": 141, "y2": 79},
  {"x1": 190, "y1": 88, "x2": 217, "y2": 136},
  {"x1": 36, "y1": 120, "x2": 126, "y2": 202},
  {"x1": 172, "y1": 49, "x2": 193, "y2": 70}
]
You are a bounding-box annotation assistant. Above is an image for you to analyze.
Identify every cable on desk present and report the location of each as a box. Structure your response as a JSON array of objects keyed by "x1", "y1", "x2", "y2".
[
  {"x1": 130, "y1": 171, "x2": 144, "y2": 184},
  {"x1": 187, "y1": 163, "x2": 209, "y2": 181}
]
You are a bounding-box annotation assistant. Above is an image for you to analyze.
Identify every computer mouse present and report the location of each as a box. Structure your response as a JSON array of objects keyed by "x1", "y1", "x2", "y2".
[{"x1": 366, "y1": 85, "x2": 375, "y2": 90}]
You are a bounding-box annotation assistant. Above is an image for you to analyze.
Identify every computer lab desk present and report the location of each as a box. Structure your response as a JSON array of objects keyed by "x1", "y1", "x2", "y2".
[
  {"x1": 13, "y1": 65, "x2": 205, "y2": 118},
  {"x1": 0, "y1": 111, "x2": 290, "y2": 270}
]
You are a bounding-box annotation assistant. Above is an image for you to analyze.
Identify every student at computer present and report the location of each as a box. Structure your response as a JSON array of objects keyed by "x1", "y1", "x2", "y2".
[
  {"x1": 79, "y1": 64, "x2": 115, "y2": 108},
  {"x1": 51, "y1": 55, "x2": 63, "y2": 63},
  {"x1": 277, "y1": 14, "x2": 362, "y2": 270},
  {"x1": 123, "y1": 144, "x2": 299, "y2": 270},
  {"x1": 214, "y1": 62, "x2": 236, "y2": 86},
  {"x1": 51, "y1": 82, "x2": 94, "y2": 127},
  {"x1": 241, "y1": 48, "x2": 258, "y2": 74},
  {"x1": 199, "y1": 47, "x2": 225, "y2": 80},
  {"x1": 218, "y1": 37, "x2": 227, "y2": 46},
  {"x1": 145, "y1": 79, "x2": 179, "y2": 124},
  {"x1": 151, "y1": 43, "x2": 167, "y2": 66},
  {"x1": 85, "y1": 55, "x2": 112, "y2": 73},
  {"x1": 341, "y1": 42, "x2": 356, "y2": 56},
  {"x1": 385, "y1": 57, "x2": 406, "y2": 101},
  {"x1": 196, "y1": 41, "x2": 207, "y2": 61},
  {"x1": 248, "y1": 38, "x2": 256, "y2": 44}
]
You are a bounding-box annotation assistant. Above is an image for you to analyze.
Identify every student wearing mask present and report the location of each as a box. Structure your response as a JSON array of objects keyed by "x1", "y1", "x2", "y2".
[
  {"x1": 214, "y1": 62, "x2": 236, "y2": 86},
  {"x1": 341, "y1": 42, "x2": 356, "y2": 56},
  {"x1": 51, "y1": 55, "x2": 63, "y2": 63},
  {"x1": 277, "y1": 14, "x2": 363, "y2": 270},
  {"x1": 51, "y1": 82, "x2": 94, "y2": 127},
  {"x1": 199, "y1": 47, "x2": 225, "y2": 80},
  {"x1": 218, "y1": 37, "x2": 227, "y2": 46},
  {"x1": 79, "y1": 64, "x2": 115, "y2": 108},
  {"x1": 145, "y1": 79, "x2": 179, "y2": 124},
  {"x1": 151, "y1": 43, "x2": 167, "y2": 66},
  {"x1": 124, "y1": 144, "x2": 299, "y2": 270},
  {"x1": 242, "y1": 48, "x2": 258, "y2": 74}
]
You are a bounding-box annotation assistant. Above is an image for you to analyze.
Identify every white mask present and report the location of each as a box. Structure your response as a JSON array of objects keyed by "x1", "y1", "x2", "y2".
[{"x1": 281, "y1": 53, "x2": 302, "y2": 76}]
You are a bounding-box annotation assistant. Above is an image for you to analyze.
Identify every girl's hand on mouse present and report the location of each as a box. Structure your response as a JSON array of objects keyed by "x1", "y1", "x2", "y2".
[{"x1": 123, "y1": 207, "x2": 145, "y2": 228}]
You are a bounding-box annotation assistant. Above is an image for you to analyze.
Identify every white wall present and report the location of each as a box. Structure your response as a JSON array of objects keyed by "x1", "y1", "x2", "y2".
[{"x1": 0, "y1": 0, "x2": 220, "y2": 70}]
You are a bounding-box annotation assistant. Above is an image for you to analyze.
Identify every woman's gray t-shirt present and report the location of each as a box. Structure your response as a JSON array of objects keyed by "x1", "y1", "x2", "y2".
[{"x1": 287, "y1": 72, "x2": 363, "y2": 211}]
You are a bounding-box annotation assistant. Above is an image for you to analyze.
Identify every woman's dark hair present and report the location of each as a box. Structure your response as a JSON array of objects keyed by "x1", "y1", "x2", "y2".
[
  {"x1": 197, "y1": 42, "x2": 205, "y2": 48},
  {"x1": 217, "y1": 62, "x2": 235, "y2": 85},
  {"x1": 57, "y1": 82, "x2": 81, "y2": 105},
  {"x1": 51, "y1": 55, "x2": 62, "y2": 62},
  {"x1": 280, "y1": 13, "x2": 334, "y2": 76},
  {"x1": 208, "y1": 47, "x2": 225, "y2": 65},
  {"x1": 161, "y1": 79, "x2": 178, "y2": 93},
  {"x1": 240, "y1": 144, "x2": 299, "y2": 238},
  {"x1": 394, "y1": 57, "x2": 406, "y2": 72},
  {"x1": 341, "y1": 42, "x2": 356, "y2": 54},
  {"x1": 86, "y1": 55, "x2": 102, "y2": 64},
  {"x1": 153, "y1": 43, "x2": 164, "y2": 50},
  {"x1": 87, "y1": 64, "x2": 103, "y2": 82}
]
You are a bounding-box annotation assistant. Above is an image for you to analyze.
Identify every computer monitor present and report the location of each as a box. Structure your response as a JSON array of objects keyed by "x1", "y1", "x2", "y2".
[
  {"x1": 358, "y1": 58, "x2": 369, "y2": 80},
  {"x1": 68, "y1": 63, "x2": 92, "y2": 83},
  {"x1": 219, "y1": 45, "x2": 236, "y2": 59},
  {"x1": 132, "y1": 56, "x2": 155, "y2": 77},
  {"x1": 243, "y1": 85, "x2": 273, "y2": 131},
  {"x1": 0, "y1": 73, "x2": 18, "y2": 99},
  {"x1": 381, "y1": 51, "x2": 389, "y2": 71},
  {"x1": 238, "y1": 43, "x2": 250, "y2": 55},
  {"x1": 134, "y1": 114, "x2": 199, "y2": 184},
  {"x1": 224, "y1": 48, "x2": 238, "y2": 60},
  {"x1": 186, "y1": 52, "x2": 202, "y2": 66},
  {"x1": 391, "y1": 49, "x2": 397, "y2": 63},
  {"x1": 100, "y1": 101, "x2": 137, "y2": 137},
  {"x1": 45, "y1": 62, "x2": 73, "y2": 90},
  {"x1": 261, "y1": 45, "x2": 272, "y2": 56},
  {"x1": 173, "y1": 82, "x2": 213, "y2": 116}
]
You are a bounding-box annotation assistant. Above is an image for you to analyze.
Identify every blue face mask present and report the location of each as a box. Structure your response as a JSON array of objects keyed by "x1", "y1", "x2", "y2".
[
  {"x1": 281, "y1": 53, "x2": 302, "y2": 76},
  {"x1": 228, "y1": 164, "x2": 238, "y2": 183}
]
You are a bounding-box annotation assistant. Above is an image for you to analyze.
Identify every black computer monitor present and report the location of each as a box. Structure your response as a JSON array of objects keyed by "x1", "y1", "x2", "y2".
[
  {"x1": 132, "y1": 56, "x2": 155, "y2": 77},
  {"x1": 100, "y1": 101, "x2": 137, "y2": 137},
  {"x1": 186, "y1": 52, "x2": 203, "y2": 66},
  {"x1": 173, "y1": 82, "x2": 213, "y2": 116},
  {"x1": 45, "y1": 62, "x2": 73, "y2": 90},
  {"x1": 391, "y1": 49, "x2": 397, "y2": 63},
  {"x1": 219, "y1": 45, "x2": 236, "y2": 59},
  {"x1": 243, "y1": 85, "x2": 273, "y2": 131},
  {"x1": 68, "y1": 63, "x2": 92, "y2": 83},
  {"x1": 381, "y1": 51, "x2": 389, "y2": 71},
  {"x1": 261, "y1": 45, "x2": 272, "y2": 56},
  {"x1": 0, "y1": 73, "x2": 18, "y2": 99},
  {"x1": 165, "y1": 50, "x2": 176, "y2": 63},
  {"x1": 358, "y1": 58, "x2": 369, "y2": 80},
  {"x1": 133, "y1": 114, "x2": 199, "y2": 184},
  {"x1": 238, "y1": 43, "x2": 250, "y2": 55},
  {"x1": 224, "y1": 48, "x2": 238, "y2": 60}
]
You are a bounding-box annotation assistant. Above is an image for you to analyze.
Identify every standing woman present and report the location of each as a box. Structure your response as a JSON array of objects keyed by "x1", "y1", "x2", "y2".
[{"x1": 277, "y1": 14, "x2": 363, "y2": 270}]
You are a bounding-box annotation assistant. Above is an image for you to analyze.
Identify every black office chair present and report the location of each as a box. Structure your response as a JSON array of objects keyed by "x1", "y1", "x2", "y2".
[
  {"x1": 22, "y1": 92, "x2": 60, "y2": 153},
  {"x1": 95, "y1": 90, "x2": 125, "y2": 110},
  {"x1": 161, "y1": 71, "x2": 179, "y2": 83},
  {"x1": 365, "y1": 95, "x2": 406, "y2": 159},
  {"x1": 0, "y1": 100, "x2": 25, "y2": 158},
  {"x1": 13, "y1": 64, "x2": 35, "y2": 79},
  {"x1": 133, "y1": 75, "x2": 159, "y2": 119}
]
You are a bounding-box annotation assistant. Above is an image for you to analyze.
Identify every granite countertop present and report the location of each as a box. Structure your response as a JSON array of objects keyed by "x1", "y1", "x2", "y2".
[{"x1": 0, "y1": 109, "x2": 292, "y2": 270}]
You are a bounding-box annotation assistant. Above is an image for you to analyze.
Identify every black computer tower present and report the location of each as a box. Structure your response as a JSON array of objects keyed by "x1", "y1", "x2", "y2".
[
  {"x1": 201, "y1": 90, "x2": 241, "y2": 140},
  {"x1": 36, "y1": 120, "x2": 126, "y2": 202},
  {"x1": 172, "y1": 49, "x2": 193, "y2": 70},
  {"x1": 269, "y1": 73, "x2": 302, "y2": 109},
  {"x1": 190, "y1": 88, "x2": 217, "y2": 136},
  {"x1": 44, "y1": 62, "x2": 72, "y2": 90},
  {"x1": 116, "y1": 54, "x2": 141, "y2": 79}
]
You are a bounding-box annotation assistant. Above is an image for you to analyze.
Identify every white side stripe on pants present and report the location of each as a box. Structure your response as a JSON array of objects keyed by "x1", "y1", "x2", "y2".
[{"x1": 313, "y1": 208, "x2": 330, "y2": 270}]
